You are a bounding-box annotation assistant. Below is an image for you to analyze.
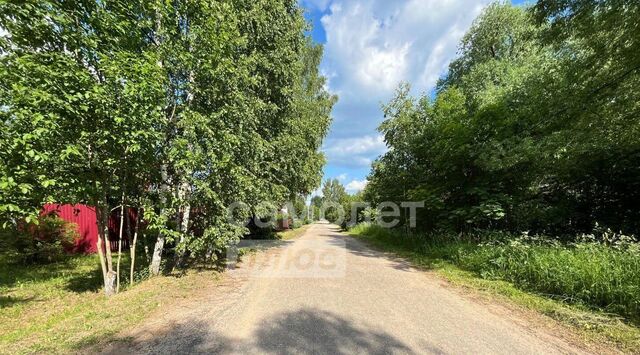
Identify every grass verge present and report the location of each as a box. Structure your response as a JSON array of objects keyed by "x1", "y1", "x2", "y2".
[
  {"x1": 348, "y1": 224, "x2": 640, "y2": 352},
  {"x1": 0, "y1": 254, "x2": 220, "y2": 354},
  {"x1": 276, "y1": 223, "x2": 311, "y2": 240}
]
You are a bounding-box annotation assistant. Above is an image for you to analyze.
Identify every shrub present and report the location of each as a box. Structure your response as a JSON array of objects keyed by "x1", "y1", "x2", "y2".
[
  {"x1": 457, "y1": 236, "x2": 640, "y2": 321},
  {"x1": 9, "y1": 215, "x2": 79, "y2": 264}
]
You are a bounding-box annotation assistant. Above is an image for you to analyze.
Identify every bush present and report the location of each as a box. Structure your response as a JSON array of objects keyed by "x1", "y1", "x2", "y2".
[
  {"x1": 292, "y1": 219, "x2": 303, "y2": 229},
  {"x1": 7, "y1": 215, "x2": 79, "y2": 264},
  {"x1": 457, "y1": 236, "x2": 640, "y2": 321}
]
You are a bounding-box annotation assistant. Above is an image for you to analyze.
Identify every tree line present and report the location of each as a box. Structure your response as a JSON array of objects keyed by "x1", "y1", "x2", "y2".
[
  {"x1": 364, "y1": 0, "x2": 640, "y2": 237},
  {"x1": 0, "y1": 0, "x2": 335, "y2": 294}
]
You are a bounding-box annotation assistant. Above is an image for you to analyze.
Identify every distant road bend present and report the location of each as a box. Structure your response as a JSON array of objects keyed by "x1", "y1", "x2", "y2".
[{"x1": 104, "y1": 222, "x2": 587, "y2": 354}]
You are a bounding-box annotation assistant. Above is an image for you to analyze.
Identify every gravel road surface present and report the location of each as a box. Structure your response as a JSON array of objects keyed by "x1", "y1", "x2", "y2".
[{"x1": 103, "y1": 222, "x2": 589, "y2": 354}]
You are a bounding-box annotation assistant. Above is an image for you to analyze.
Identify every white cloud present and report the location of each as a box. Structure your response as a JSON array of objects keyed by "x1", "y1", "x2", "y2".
[
  {"x1": 321, "y1": 0, "x2": 489, "y2": 101},
  {"x1": 345, "y1": 179, "x2": 368, "y2": 193},
  {"x1": 336, "y1": 173, "x2": 348, "y2": 181},
  {"x1": 321, "y1": 1, "x2": 410, "y2": 97},
  {"x1": 318, "y1": 0, "x2": 491, "y2": 155},
  {"x1": 322, "y1": 135, "x2": 387, "y2": 168},
  {"x1": 301, "y1": 0, "x2": 492, "y2": 181}
]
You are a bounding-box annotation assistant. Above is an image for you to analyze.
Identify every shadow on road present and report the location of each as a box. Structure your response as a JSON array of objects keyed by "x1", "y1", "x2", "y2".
[
  {"x1": 255, "y1": 309, "x2": 412, "y2": 354},
  {"x1": 100, "y1": 308, "x2": 419, "y2": 354}
]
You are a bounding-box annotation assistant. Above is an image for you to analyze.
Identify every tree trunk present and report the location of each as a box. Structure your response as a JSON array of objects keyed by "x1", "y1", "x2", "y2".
[
  {"x1": 143, "y1": 234, "x2": 150, "y2": 261},
  {"x1": 102, "y1": 204, "x2": 113, "y2": 272},
  {"x1": 96, "y1": 200, "x2": 115, "y2": 296},
  {"x1": 150, "y1": 164, "x2": 169, "y2": 276},
  {"x1": 104, "y1": 270, "x2": 117, "y2": 297},
  {"x1": 174, "y1": 181, "x2": 191, "y2": 268},
  {"x1": 181, "y1": 204, "x2": 190, "y2": 234},
  {"x1": 174, "y1": 67, "x2": 195, "y2": 268},
  {"x1": 116, "y1": 196, "x2": 125, "y2": 293},
  {"x1": 150, "y1": 234, "x2": 165, "y2": 276},
  {"x1": 130, "y1": 208, "x2": 141, "y2": 286},
  {"x1": 95, "y1": 204, "x2": 108, "y2": 283}
]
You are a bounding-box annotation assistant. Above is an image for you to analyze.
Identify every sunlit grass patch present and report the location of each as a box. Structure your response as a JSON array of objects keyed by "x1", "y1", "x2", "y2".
[
  {"x1": 276, "y1": 223, "x2": 311, "y2": 241},
  {"x1": 0, "y1": 253, "x2": 220, "y2": 354}
]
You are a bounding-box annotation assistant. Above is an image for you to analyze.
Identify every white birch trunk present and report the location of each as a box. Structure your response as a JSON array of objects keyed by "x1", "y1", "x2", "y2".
[
  {"x1": 97, "y1": 202, "x2": 116, "y2": 296},
  {"x1": 130, "y1": 209, "x2": 140, "y2": 285},
  {"x1": 116, "y1": 197, "x2": 125, "y2": 293}
]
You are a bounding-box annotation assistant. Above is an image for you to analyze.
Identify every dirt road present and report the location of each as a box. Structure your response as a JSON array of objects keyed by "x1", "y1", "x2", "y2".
[{"x1": 103, "y1": 222, "x2": 589, "y2": 354}]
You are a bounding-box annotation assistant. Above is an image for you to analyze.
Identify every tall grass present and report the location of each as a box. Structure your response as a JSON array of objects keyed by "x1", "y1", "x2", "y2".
[{"x1": 349, "y1": 223, "x2": 640, "y2": 323}]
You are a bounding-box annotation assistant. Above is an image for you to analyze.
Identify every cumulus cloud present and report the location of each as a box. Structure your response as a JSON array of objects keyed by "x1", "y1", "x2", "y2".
[
  {"x1": 345, "y1": 179, "x2": 368, "y2": 193},
  {"x1": 322, "y1": 135, "x2": 387, "y2": 168},
  {"x1": 301, "y1": 0, "x2": 492, "y2": 181},
  {"x1": 321, "y1": 0, "x2": 489, "y2": 99},
  {"x1": 317, "y1": 0, "x2": 491, "y2": 151}
]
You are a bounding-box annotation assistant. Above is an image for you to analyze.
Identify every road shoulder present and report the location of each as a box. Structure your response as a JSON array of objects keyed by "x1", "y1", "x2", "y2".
[{"x1": 347, "y1": 228, "x2": 636, "y2": 354}]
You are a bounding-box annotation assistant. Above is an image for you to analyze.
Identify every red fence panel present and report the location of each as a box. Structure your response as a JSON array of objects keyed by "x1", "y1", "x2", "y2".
[
  {"x1": 42, "y1": 204, "x2": 98, "y2": 253},
  {"x1": 42, "y1": 204, "x2": 138, "y2": 254}
]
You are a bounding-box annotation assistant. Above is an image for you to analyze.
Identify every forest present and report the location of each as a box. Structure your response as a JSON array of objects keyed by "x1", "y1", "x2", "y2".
[
  {"x1": 0, "y1": 0, "x2": 334, "y2": 295},
  {"x1": 365, "y1": 1, "x2": 639, "y2": 236}
]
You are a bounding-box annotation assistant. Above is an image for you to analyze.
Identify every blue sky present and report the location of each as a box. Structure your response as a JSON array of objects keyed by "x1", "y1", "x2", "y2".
[{"x1": 301, "y1": 0, "x2": 528, "y2": 196}]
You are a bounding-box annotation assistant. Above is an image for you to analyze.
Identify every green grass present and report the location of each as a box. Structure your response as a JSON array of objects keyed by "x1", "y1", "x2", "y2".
[
  {"x1": 276, "y1": 223, "x2": 311, "y2": 240},
  {"x1": 0, "y1": 252, "x2": 220, "y2": 354},
  {"x1": 0, "y1": 221, "x2": 312, "y2": 354},
  {"x1": 458, "y1": 240, "x2": 640, "y2": 320},
  {"x1": 349, "y1": 223, "x2": 640, "y2": 352}
]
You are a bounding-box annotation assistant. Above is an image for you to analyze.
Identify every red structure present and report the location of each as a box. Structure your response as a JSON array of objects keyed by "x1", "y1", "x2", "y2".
[{"x1": 42, "y1": 204, "x2": 137, "y2": 254}]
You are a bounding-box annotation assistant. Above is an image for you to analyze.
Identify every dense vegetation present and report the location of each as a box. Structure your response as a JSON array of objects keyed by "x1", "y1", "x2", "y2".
[
  {"x1": 0, "y1": 0, "x2": 335, "y2": 294},
  {"x1": 357, "y1": 0, "x2": 640, "y2": 323},
  {"x1": 365, "y1": 1, "x2": 640, "y2": 236}
]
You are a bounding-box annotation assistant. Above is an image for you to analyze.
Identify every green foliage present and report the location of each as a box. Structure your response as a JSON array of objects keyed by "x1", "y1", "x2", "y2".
[
  {"x1": 458, "y1": 235, "x2": 640, "y2": 322},
  {"x1": 311, "y1": 196, "x2": 323, "y2": 209},
  {"x1": 357, "y1": 0, "x2": 640, "y2": 335},
  {"x1": 0, "y1": 0, "x2": 334, "y2": 287},
  {"x1": 321, "y1": 178, "x2": 347, "y2": 204},
  {"x1": 365, "y1": 1, "x2": 640, "y2": 236},
  {"x1": 1, "y1": 215, "x2": 78, "y2": 264},
  {"x1": 319, "y1": 178, "x2": 348, "y2": 223}
]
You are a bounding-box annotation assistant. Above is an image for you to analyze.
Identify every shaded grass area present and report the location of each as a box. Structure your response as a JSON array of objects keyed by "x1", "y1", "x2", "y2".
[
  {"x1": 0, "y1": 253, "x2": 220, "y2": 354},
  {"x1": 348, "y1": 223, "x2": 640, "y2": 352},
  {"x1": 0, "y1": 223, "x2": 312, "y2": 354}
]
